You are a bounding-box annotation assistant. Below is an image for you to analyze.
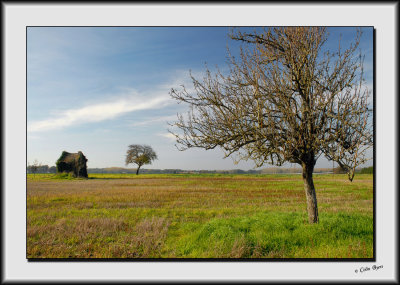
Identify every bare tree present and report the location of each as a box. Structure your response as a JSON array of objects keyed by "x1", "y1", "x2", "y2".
[
  {"x1": 169, "y1": 27, "x2": 372, "y2": 224},
  {"x1": 28, "y1": 159, "x2": 41, "y2": 177},
  {"x1": 125, "y1": 144, "x2": 158, "y2": 175}
]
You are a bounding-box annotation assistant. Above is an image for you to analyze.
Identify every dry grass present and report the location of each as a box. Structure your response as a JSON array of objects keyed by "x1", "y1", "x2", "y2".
[{"x1": 27, "y1": 174, "x2": 373, "y2": 258}]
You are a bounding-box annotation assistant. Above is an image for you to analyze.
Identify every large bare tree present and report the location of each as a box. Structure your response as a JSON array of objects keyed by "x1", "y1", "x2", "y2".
[{"x1": 169, "y1": 27, "x2": 373, "y2": 224}]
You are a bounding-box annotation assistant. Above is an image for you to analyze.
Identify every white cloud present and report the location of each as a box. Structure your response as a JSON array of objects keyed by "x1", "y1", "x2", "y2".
[
  {"x1": 132, "y1": 115, "x2": 177, "y2": 127},
  {"x1": 27, "y1": 68, "x2": 206, "y2": 134},
  {"x1": 28, "y1": 93, "x2": 171, "y2": 133},
  {"x1": 157, "y1": 133, "x2": 176, "y2": 142}
]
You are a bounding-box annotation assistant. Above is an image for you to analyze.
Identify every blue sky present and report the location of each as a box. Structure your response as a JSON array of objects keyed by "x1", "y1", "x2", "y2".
[{"x1": 27, "y1": 27, "x2": 373, "y2": 170}]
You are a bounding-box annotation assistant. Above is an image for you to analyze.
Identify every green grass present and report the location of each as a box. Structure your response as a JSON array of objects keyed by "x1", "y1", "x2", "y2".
[
  {"x1": 167, "y1": 212, "x2": 372, "y2": 258},
  {"x1": 27, "y1": 173, "x2": 373, "y2": 258}
]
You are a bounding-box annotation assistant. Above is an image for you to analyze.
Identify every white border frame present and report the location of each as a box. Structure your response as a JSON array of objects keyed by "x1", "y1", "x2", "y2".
[{"x1": 3, "y1": 3, "x2": 397, "y2": 283}]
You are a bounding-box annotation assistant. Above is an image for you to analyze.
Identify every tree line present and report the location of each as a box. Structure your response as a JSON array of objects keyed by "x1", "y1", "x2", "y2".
[
  {"x1": 37, "y1": 166, "x2": 369, "y2": 175},
  {"x1": 27, "y1": 164, "x2": 57, "y2": 174}
]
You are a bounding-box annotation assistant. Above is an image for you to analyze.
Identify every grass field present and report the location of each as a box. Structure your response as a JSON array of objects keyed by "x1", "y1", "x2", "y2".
[{"x1": 27, "y1": 173, "x2": 373, "y2": 259}]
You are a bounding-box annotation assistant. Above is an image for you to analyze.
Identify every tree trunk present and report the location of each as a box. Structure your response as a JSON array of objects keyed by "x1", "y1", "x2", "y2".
[
  {"x1": 136, "y1": 165, "x2": 141, "y2": 175},
  {"x1": 302, "y1": 163, "x2": 319, "y2": 223}
]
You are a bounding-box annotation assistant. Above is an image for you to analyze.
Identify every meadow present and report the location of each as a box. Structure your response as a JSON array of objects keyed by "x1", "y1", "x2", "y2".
[{"x1": 27, "y1": 173, "x2": 373, "y2": 259}]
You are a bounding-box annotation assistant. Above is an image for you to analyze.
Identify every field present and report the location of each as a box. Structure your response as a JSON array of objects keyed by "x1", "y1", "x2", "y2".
[{"x1": 27, "y1": 173, "x2": 373, "y2": 259}]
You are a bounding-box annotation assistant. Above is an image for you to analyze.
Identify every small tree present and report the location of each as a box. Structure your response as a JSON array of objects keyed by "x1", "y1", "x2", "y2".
[
  {"x1": 125, "y1": 144, "x2": 158, "y2": 175},
  {"x1": 169, "y1": 27, "x2": 373, "y2": 223},
  {"x1": 28, "y1": 159, "x2": 41, "y2": 177}
]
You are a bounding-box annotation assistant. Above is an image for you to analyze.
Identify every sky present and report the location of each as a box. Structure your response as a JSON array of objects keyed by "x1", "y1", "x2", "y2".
[{"x1": 27, "y1": 27, "x2": 373, "y2": 170}]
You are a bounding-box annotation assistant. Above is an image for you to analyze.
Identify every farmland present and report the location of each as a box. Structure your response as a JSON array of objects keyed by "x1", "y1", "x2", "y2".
[{"x1": 27, "y1": 173, "x2": 373, "y2": 259}]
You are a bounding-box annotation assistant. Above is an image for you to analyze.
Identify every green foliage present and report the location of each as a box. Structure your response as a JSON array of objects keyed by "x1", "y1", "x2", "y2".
[{"x1": 56, "y1": 151, "x2": 88, "y2": 178}]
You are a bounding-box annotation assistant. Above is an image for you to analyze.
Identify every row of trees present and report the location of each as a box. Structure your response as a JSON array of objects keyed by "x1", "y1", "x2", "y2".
[
  {"x1": 27, "y1": 163, "x2": 372, "y2": 175},
  {"x1": 27, "y1": 160, "x2": 57, "y2": 175}
]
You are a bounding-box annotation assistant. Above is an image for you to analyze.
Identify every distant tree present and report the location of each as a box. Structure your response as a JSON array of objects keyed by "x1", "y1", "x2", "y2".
[
  {"x1": 49, "y1": 166, "x2": 57, "y2": 173},
  {"x1": 333, "y1": 166, "x2": 348, "y2": 174},
  {"x1": 169, "y1": 27, "x2": 372, "y2": 223},
  {"x1": 360, "y1": 166, "x2": 373, "y2": 174},
  {"x1": 125, "y1": 144, "x2": 158, "y2": 175},
  {"x1": 38, "y1": 165, "x2": 49, "y2": 173},
  {"x1": 28, "y1": 159, "x2": 41, "y2": 177}
]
